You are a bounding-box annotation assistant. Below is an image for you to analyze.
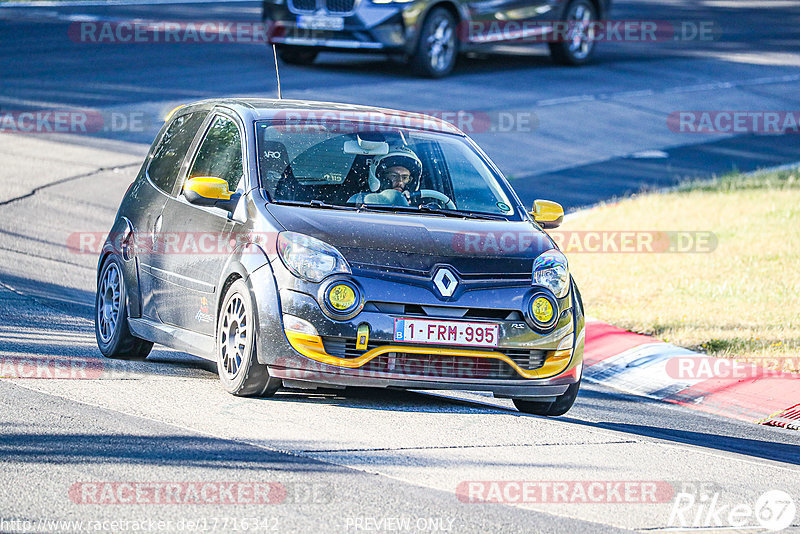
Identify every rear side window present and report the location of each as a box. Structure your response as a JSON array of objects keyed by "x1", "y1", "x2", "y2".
[
  {"x1": 188, "y1": 116, "x2": 245, "y2": 192},
  {"x1": 147, "y1": 111, "x2": 206, "y2": 193}
]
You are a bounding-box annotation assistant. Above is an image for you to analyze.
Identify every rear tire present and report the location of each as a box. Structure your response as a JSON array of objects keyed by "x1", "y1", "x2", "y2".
[
  {"x1": 95, "y1": 255, "x2": 153, "y2": 361},
  {"x1": 216, "y1": 279, "x2": 281, "y2": 397},
  {"x1": 549, "y1": 0, "x2": 597, "y2": 66},
  {"x1": 277, "y1": 46, "x2": 319, "y2": 65},
  {"x1": 513, "y1": 380, "x2": 580, "y2": 416},
  {"x1": 411, "y1": 7, "x2": 458, "y2": 78}
]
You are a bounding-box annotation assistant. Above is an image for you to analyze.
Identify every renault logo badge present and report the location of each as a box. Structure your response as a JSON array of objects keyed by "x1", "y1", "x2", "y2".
[{"x1": 433, "y1": 267, "x2": 458, "y2": 297}]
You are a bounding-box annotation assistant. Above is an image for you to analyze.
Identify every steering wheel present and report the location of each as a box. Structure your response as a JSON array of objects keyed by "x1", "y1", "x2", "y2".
[{"x1": 409, "y1": 189, "x2": 456, "y2": 210}]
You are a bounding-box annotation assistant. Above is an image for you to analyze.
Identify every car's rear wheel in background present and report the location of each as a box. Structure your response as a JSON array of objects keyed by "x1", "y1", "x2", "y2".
[
  {"x1": 549, "y1": 0, "x2": 597, "y2": 66},
  {"x1": 513, "y1": 380, "x2": 581, "y2": 416},
  {"x1": 411, "y1": 7, "x2": 458, "y2": 78},
  {"x1": 95, "y1": 255, "x2": 153, "y2": 360},
  {"x1": 277, "y1": 46, "x2": 319, "y2": 65},
  {"x1": 216, "y1": 279, "x2": 281, "y2": 397}
]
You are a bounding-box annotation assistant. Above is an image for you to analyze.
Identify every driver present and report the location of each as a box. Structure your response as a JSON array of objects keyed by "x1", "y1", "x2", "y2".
[{"x1": 371, "y1": 147, "x2": 423, "y2": 204}]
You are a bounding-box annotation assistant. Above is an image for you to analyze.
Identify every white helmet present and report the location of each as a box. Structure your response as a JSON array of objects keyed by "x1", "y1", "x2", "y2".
[{"x1": 368, "y1": 147, "x2": 423, "y2": 192}]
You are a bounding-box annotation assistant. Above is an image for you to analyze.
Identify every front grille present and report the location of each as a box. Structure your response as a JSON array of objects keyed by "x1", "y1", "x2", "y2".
[
  {"x1": 351, "y1": 263, "x2": 532, "y2": 284},
  {"x1": 289, "y1": 0, "x2": 317, "y2": 12},
  {"x1": 321, "y1": 336, "x2": 376, "y2": 359},
  {"x1": 366, "y1": 302, "x2": 524, "y2": 322},
  {"x1": 320, "y1": 336, "x2": 547, "y2": 377},
  {"x1": 326, "y1": 0, "x2": 355, "y2": 13},
  {"x1": 362, "y1": 353, "x2": 516, "y2": 380},
  {"x1": 503, "y1": 348, "x2": 547, "y2": 370}
]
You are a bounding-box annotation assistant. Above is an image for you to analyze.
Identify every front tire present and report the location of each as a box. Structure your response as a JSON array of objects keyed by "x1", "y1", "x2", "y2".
[
  {"x1": 513, "y1": 380, "x2": 580, "y2": 416},
  {"x1": 95, "y1": 255, "x2": 153, "y2": 360},
  {"x1": 411, "y1": 7, "x2": 458, "y2": 78},
  {"x1": 216, "y1": 279, "x2": 281, "y2": 397},
  {"x1": 277, "y1": 46, "x2": 319, "y2": 66},
  {"x1": 549, "y1": 0, "x2": 597, "y2": 66}
]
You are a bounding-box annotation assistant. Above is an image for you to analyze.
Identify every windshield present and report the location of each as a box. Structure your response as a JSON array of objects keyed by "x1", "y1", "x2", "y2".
[{"x1": 255, "y1": 120, "x2": 519, "y2": 219}]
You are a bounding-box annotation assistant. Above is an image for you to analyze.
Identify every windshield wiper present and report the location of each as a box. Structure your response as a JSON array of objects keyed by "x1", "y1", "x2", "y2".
[
  {"x1": 417, "y1": 205, "x2": 507, "y2": 220},
  {"x1": 273, "y1": 199, "x2": 356, "y2": 211},
  {"x1": 355, "y1": 204, "x2": 432, "y2": 214},
  {"x1": 274, "y1": 200, "x2": 507, "y2": 220},
  {"x1": 356, "y1": 203, "x2": 506, "y2": 220}
]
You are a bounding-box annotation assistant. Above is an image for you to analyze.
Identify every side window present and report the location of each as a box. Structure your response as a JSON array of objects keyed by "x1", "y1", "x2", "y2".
[
  {"x1": 147, "y1": 111, "x2": 206, "y2": 194},
  {"x1": 188, "y1": 116, "x2": 244, "y2": 192}
]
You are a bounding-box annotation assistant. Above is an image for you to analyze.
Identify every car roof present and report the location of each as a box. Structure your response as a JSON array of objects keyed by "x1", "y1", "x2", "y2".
[{"x1": 176, "y1": 98, "x2": 466, "y2": 136}]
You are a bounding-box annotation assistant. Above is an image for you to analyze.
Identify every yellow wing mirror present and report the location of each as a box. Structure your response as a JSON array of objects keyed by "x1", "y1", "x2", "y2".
[
  {"x1": 183, "y1": 177, "x2": 238, "y2": 212},
  {"x1": 531, "y1": 199, "x2": 564, "y2": 229}
]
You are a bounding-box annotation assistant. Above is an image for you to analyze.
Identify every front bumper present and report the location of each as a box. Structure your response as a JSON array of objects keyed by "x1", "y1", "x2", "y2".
[
  {"x1": 265, "y1": 1, "x2": 412, "y2": 52},
  {"x1": 255, "y1": 260, "x2": 585, "y2": 398}
]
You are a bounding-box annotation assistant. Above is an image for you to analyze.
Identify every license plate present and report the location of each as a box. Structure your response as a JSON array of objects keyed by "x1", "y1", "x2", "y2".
[
  {"x1": 297, "y1": 15, "x2": 344, "y2": 31},
  {"x1": 393, "y1": 318, "x2": 499, "y2": 348}
]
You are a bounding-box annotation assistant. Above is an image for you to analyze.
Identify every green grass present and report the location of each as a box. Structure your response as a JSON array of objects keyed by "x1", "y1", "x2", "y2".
[{"x1": 561, "y1": 167, "x2": 800, "y2": 372}]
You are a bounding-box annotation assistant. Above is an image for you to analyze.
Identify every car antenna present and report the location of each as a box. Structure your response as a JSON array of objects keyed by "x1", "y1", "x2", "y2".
[{"x1": 271, "y1": 44, "x2": 282, "y2": 99}]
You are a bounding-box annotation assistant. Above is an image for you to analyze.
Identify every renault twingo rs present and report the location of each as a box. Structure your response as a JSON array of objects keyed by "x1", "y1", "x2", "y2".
[{"x1": 95, "y1": 98, "x2": 585, "y2": 416}]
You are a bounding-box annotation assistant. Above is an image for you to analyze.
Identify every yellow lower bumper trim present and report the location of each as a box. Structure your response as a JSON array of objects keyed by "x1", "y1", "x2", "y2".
[{"x1": 284, "y1": 330, "x2": 572, "y2": 379}]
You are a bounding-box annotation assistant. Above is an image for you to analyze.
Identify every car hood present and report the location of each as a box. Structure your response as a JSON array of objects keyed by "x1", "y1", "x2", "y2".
[{"x1": 267, "y1": 204, "x2": 555, "y2": 276}]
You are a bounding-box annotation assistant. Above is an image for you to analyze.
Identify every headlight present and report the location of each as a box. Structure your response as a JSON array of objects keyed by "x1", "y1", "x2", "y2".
[
  {"x1": 277, "y1": 232, "x2": 350, "y2": 283},
  {"x1": 533, "y1": 249, "x2": 570, "y2": 298}
]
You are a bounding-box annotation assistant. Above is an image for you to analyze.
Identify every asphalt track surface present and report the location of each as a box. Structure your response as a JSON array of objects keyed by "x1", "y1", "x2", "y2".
[{"x1": 0, "y1": 1, "x2": 799, "y2": 532}]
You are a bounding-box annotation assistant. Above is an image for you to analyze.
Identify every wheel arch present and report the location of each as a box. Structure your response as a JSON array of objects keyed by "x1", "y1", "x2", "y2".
[
  {"x1": 406, "y1": 0, "x2": 464, "y2": 54},
  {"x1": 98, "y1": 215, "x2": 140, "y2": 317},
  {"x1": 215, "y1": 242, "x2": 271, "y2": 321},
  {"x1": 558, "y1": 0, "x2": 605, "y2": 21},
  {"x1": 215, "y1": 243, "x2": 286, "y2": 366}
]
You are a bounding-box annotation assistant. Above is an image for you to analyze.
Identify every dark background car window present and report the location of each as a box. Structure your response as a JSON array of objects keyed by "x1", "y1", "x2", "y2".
[
  {"x1": 147, "y1": 111, "x2": 206, "y2": 194},
  {"x1": 189, "y1": 116, "x2": 244, "y2": 192}
]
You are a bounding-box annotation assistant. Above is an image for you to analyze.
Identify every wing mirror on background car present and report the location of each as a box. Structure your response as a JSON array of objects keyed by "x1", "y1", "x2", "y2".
[
  {"x1": 183, "y1": 177, "x2": 240, "y2": 212},
  {"x1": 531, "y1": 199, "x2": 564, "y2": 229}
]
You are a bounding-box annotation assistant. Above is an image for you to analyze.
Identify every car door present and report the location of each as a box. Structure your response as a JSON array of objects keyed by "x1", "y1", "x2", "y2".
[
  {"x1": 463, "y1": 0, "x2": 556, "y2": 45},
  {"x1": 149, "y1": 112, "x2": 248, "y2": 336},
  {"x1": 137, "y1": 109, "x2": 208, "y2": 321}
]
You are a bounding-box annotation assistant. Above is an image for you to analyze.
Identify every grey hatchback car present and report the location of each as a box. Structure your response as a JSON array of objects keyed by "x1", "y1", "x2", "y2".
[
  {"x1": 263, "y1": 0, "x2": 611, "y2": 76},
  {"x1": 95, "y1": 98, "x2": 585, "y2": 415}
]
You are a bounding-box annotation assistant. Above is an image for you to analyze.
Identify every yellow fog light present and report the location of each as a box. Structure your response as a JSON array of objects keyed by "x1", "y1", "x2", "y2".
[
  {"x1": 531, "y1": 296, "x2": 553, "y2": 323},
  {"x1": 326, "y1": 283, "x2": 358, "y2": 313}
]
